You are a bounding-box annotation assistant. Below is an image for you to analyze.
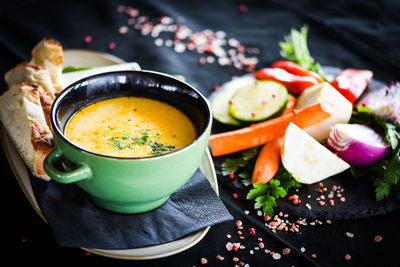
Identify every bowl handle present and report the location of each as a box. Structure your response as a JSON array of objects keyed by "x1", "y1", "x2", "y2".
[{"x1": 43, "y1": 148, "x2": 93, "y2": 183}]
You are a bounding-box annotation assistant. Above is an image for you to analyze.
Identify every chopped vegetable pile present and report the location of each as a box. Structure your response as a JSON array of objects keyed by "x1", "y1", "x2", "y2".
[{"x1": 211, "y1": 25, "x2": 400, "y2": 216}]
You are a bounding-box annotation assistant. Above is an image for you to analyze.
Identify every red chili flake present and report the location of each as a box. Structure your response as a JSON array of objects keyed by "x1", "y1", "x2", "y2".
[
  {"x1": 84, "y1": 251, "x2": 91, "y2": 256},
  {"x1": 232, "y1": 244, "x2": 239, "y2": 251},
  {"x1": 264, "y1": 215, "x2": 270, "y2": 221},
  {"x1": 84, "y1": 35, "x2": 92, "y2": 44},
  {"x1": 213, "y1": 84, "x2": 220, "y2": 91},
  {"x1": 236, "y1": 220, "x2": 243, "y2": 227},
  {"x1": 251, "y1": 112, "x2": 256, "y2": 117},
  {"x1": 229, "y1": 172, "x2": 235, "y2": 179},
  {"x1": 249, "y1": 228, "x2": 256, "y2": 236},
  {"x1": 238, "y1": 4, "x2": 248, "y2": 13},
  {"x1": 232, "y1": 193, "x2": 239, "y2": 199},
  {"x1": 158, "y1": 15, "x2": 166, "y2": 23},
  {"x1": 292, "y1": 198, "x2": 300, "y2": 205},
  {"x1": 108, "y1": 42, "x2": 116, "y2": 50},
  {"x1": 204, "y1": 44, "x2": 214, "y2": 54}
]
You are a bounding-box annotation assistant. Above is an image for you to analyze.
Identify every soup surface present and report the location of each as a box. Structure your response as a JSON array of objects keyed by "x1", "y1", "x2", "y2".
[{"x1": 65, "y1": 96, "x2": 197, "y2": 157}]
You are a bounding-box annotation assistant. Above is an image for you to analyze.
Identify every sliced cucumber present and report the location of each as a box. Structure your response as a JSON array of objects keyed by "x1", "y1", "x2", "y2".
[
  {"x1": 229, "y1": 80, "x2": 288, "y2": 122},
  {"x1": 210, "y1": 75, "x2": 256, "y2": 126}
]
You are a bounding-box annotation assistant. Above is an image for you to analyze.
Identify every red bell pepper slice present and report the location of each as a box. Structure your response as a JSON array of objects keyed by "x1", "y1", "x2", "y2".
[
  {"x1": 330, "y1": 69, "x2": 373, "y2": 103},
  {"x1": 270, "y1": 60, "x2": 325, "y2": 83},
  {"x1": 254, "y1": 67, "x2": 319, "y2": 95}
]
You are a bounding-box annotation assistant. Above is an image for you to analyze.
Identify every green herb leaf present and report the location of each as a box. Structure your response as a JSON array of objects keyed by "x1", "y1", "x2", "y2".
[
  {"x1": 62, "y1": 66, "x2": 92, "y2": 73},
  {"x1": 279, "y1": 25, "x2": 327, "y2": 80},
  {"x1": 221, "y1": 147, "x2": 259, "y2": 176},
  {"x1": 238, "y1": 170, "x2": 252, "y2": 186},
  {"x1": 386, "y1": 150, "x2": 400, "y2": 184},
  {"x1": 385, "y1": 123, "x2": 400, "y2": 150},
  {"x1": 247, "y1": 183, "x2": 268, "y2": 200},
  {"x1": 246, "y1": 167, "x2": 300, "y2": 217},
  {"x1": 269, "y1": 179, "x2": 287, "y2": 198},
  {"x1": 374, "y1": 179, "x2": 391, "y2": 201}
]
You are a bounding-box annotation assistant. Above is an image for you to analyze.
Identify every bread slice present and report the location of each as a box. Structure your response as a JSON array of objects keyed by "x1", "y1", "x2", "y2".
[
  {"x1": 0, "y1": 82, "x2": 53, "y2": 180},
  {"x1": 4, "y1": 62, "x2": 55, "y2": 97},
  {"x1": 30, "y1": 37, "x2": 63, "y2": 93}
]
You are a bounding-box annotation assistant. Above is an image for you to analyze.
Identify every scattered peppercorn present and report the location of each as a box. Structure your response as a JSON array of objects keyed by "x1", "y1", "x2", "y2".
[
  {"x1": 249, "y1": 228, "x2": 256, "y2": 236},
  {"x1": 200, "y1": 257, "x2": 208, "y2": 264},
  {"x1": 374, "y1": 235, "x2": 383, "y2": 243},
  {"x1": 108, "y1": 42, "x2": 116, "y2": 50},
  {"x1": 282, "y1": 248, "x2": 291, "y2": 255},
  {"x1": 83, "y1": 35, "x2": 92, "y2": 44},
  {"x1": 346, "y1": 232, "x2": 354, "y2": 238}
]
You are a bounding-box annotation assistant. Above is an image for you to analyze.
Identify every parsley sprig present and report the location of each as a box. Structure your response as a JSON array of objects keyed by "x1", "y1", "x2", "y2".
[
  {"x1": 279, "y1": 25, "x2": 327, "y2": 81},
  {"x1": 221, "y1": 148, "x2": 300, "y2": 216},
  {"x1": 350, "y1": 106, "x2": 400, "y2": 201},
  {"x1": 247, "y1": 167, "x2": 301, "y2": 217},
  {"x1": 221, "y1": 148, "x2": 259, "y2": 186}
]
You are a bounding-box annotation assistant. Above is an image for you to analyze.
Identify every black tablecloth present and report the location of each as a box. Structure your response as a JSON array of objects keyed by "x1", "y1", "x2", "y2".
[{"x1": 1, "y1": 0, "x2": 399, "y2": 266}]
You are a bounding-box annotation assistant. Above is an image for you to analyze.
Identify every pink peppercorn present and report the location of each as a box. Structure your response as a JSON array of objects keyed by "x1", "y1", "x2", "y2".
[
  {"x1": 84, "y1": 35, "x2": 92, "y2": 44},
  {"x1": 238, "y1": 4, "x2": 248, "y2": 13},
  {"x1": 108, "y1": 42, "x2": 116, "y2": 50},
  {"x1": 249, "y1": 228, "x2": 256, "y2": 236},
  {"x1": 229, "y1": 172, "x2": 235, "y2": 179}
]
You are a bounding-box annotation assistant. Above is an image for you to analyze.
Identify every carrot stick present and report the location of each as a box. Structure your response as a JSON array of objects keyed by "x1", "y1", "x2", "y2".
[
  {"x1": 209, "y1": 101, "x2": 333, "y2": 156},
  {"x1": 252, "y1": 137, "x2": 283, "y2": 184},
  {"x1": 281, "y1": 94, "x2": 296, "y2": 116}
]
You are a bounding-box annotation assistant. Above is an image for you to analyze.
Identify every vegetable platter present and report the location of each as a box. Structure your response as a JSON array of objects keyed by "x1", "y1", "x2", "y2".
[{"x1": 208, "y1": 25, "x2": 400, "y2": 219}]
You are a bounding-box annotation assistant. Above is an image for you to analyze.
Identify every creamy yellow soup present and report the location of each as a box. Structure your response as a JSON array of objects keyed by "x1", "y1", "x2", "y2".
[{"x1": 65, "y1": 96, "x2": 197, "y2": 157}]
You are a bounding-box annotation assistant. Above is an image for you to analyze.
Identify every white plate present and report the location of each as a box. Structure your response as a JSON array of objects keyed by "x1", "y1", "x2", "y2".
[{"x1": 0, "y1": 49, "x2": 218, "y2": 260}]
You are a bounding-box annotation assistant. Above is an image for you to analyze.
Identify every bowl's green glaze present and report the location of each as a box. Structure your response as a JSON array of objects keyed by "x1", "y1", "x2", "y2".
[{"x1": 43, "y1": 70, "x2": 212, "y2": 214}]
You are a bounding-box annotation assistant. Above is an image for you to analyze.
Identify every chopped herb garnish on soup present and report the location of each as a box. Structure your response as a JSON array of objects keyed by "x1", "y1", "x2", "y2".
[
  {"x1": 105, "y1": 131, "x2": 176, "y2": 156},
  {"x1": 65, "y1": 96, "x2": 196, "y2": 158}
]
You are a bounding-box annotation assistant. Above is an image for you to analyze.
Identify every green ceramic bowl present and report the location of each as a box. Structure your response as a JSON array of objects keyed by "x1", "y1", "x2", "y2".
[{"x1": 43, "y1": 70, "x2": 212, "y2": 214}]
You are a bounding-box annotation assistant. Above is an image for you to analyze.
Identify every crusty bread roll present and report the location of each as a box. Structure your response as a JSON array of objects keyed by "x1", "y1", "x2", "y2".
[
  {"x1": 5, "y1": 62, "x2": 55, "y2": 97},
  {"x1": 30, "y1": 37, "x2": 63, "y2": 93},
  {"x1": 0, "y1": 82, "x2": 53, "y2": 180}
]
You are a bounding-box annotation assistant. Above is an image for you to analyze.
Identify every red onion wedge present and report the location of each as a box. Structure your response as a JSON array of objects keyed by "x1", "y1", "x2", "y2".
[
  {"x1": 327, "y1": 124, "x2": 389, "y2": 166},
  {"x1": 357, "y1": 81, "x2": 400, "y2": 125}
]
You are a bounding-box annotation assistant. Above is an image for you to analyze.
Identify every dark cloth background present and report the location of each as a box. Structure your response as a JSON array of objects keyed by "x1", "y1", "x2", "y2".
[{"x1": 1, "y1": 0, "x2": 399, "y2": 266}]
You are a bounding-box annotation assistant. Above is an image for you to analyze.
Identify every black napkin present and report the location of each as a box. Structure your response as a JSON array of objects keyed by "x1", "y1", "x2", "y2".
[{"x1": 30, "y1": 169, "x2": 233, "y2": 249}]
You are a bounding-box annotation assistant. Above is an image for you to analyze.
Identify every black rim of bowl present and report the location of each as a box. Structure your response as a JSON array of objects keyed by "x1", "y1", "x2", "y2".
[{"x1": 51, "y1": 70, "x2": 212, "y2": 160}]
